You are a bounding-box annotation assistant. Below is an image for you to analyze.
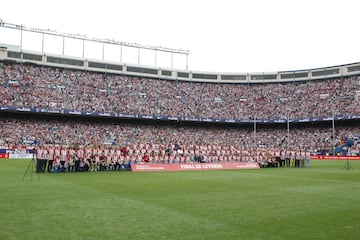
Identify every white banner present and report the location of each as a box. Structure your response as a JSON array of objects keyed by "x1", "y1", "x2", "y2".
[{"x1": 9, "y1": 153, "x2": 33, "y2": 159}]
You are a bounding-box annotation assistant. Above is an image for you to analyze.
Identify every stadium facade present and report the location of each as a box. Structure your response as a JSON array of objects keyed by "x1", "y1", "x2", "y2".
[
  {"x1": 1, "y1": 43, "x2": 360, "y2": 84},
  {"x1": 0, "y1": 23, "x2": 360, "y2": 160}
]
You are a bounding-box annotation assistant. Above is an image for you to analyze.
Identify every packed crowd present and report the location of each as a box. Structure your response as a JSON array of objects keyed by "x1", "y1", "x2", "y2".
[
  {"x1": 0, "y1": 117, "x2": 346, "y2": 149},
  {"x1": 1, "y1": 62, "x2": 360, "y2": 120},
  {"x1": 1, "y1": 116, "x2": 359, "y2": 156}
]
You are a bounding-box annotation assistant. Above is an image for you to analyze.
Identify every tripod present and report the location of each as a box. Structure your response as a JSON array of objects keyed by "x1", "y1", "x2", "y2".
[
  {"x1": 22, "y1": 152, "x2": 40, "y2": 180},
  {"x1": 343, "y1": 159, "x2": 353, "y2": 171}
]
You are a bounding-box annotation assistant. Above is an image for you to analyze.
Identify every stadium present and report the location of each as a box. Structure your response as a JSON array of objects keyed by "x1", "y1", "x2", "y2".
[{"x1": 1, "y1": 16, "x2": 360, "y2": 240}]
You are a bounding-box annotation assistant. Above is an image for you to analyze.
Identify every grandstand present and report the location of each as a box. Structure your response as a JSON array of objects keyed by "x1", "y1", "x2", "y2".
[{"x1": 1, "y1": 24, "x2": 360, "y2": 169}]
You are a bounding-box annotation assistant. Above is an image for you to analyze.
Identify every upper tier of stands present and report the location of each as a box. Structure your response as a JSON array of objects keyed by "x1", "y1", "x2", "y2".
[{"x1": 1, "y1": 61, "x2": 360, "y2": 120}]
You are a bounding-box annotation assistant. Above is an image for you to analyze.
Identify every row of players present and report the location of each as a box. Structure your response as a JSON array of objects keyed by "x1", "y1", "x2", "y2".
[{"x1": 34, "y1": 145, "x2": 312, "y2": 172}]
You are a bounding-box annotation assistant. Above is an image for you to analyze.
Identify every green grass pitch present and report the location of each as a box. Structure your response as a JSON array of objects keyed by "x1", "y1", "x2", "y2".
[{"x1": 0, "y1": 159, "x2": 359, "y2": 240}]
